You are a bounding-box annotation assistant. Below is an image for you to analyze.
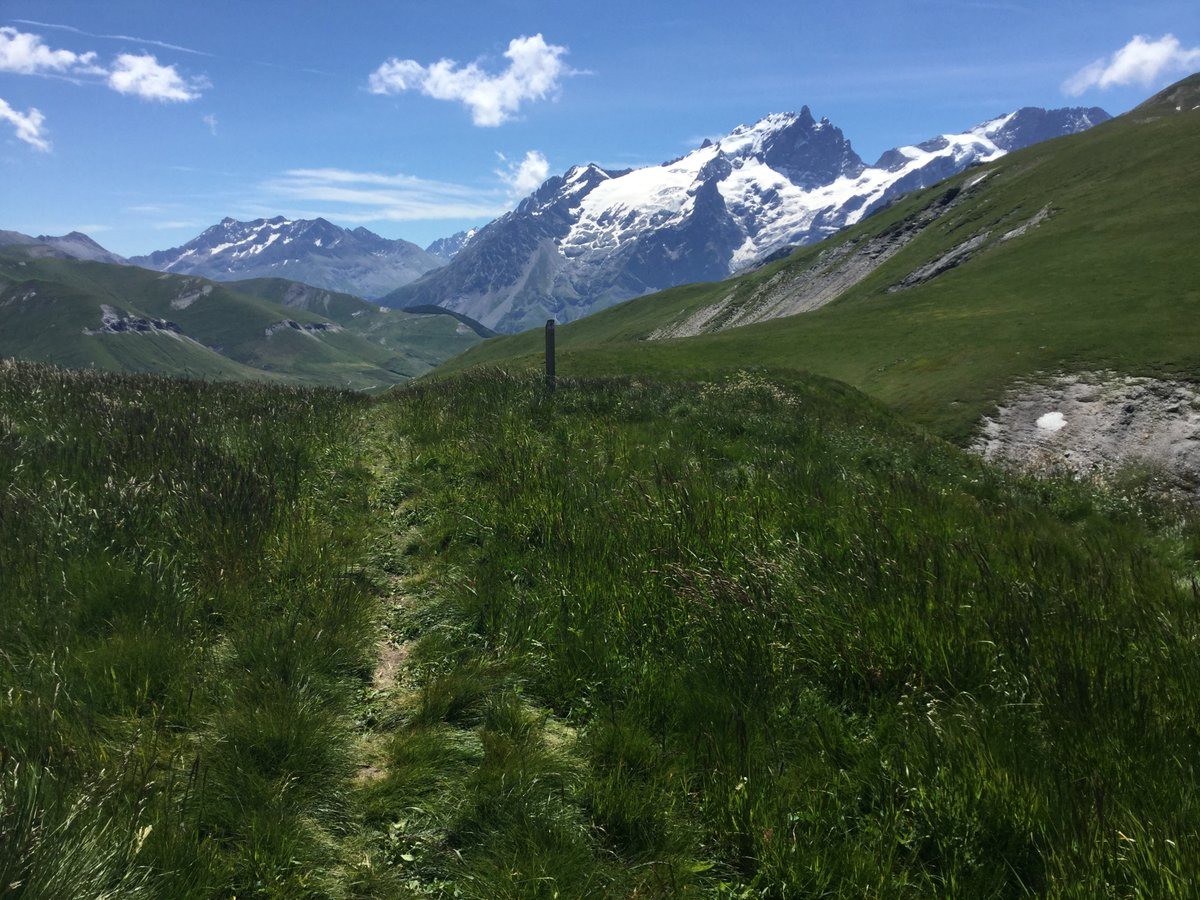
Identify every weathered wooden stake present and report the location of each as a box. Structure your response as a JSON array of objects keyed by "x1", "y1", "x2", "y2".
[{"x1": 545, "y1": 318, "x2": 556, "y2": 392}]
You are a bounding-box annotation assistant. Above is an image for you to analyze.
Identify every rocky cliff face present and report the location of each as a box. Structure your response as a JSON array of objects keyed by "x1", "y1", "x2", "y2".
[{"x1": 383, "y1": 105, "x2": 1109, "y2": 332}]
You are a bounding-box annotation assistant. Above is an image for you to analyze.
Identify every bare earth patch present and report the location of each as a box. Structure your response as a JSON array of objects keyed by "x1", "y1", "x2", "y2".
[
  {"x1": 972, "y1": 372, "x2": 1200, "y2": 496},
  {"x1": 373, "y1": 637, "x2": 408, "y2": 693}
]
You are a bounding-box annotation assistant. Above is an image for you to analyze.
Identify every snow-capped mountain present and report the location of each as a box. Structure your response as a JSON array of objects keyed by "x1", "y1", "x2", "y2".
[
  {"x1": 383, "y1": 105, "x2": 1109, "y2": 332},
  {"x1": 426, "y1": 228, "x2": 479, "y2": 262},
  {"x1": 131, "y1": 217, "x2": 443, "y2": 299}
]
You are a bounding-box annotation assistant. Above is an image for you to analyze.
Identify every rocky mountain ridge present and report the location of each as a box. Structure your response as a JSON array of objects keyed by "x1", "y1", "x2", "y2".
[
  {"x1": 130, "y1": 216, "x2": 443, "y2": 299},
  {"x1": 383, "y1": 104, "x2": 1109, "y2": 332}
]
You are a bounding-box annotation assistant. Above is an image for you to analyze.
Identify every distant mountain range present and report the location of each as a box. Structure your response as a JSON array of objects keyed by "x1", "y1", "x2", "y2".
[
  {"x1": 1, "y1": 102, "x2": 1110, "y2": 339},
  {"x1": 128, "y1": 217, "x2": 443, "y2": 299},
  {"x1": 0, "y1": 230, "x2": 128, "y2": 265},
  {"x1": 382, "y1": 105, "x2": 1109, "y2": 332}
]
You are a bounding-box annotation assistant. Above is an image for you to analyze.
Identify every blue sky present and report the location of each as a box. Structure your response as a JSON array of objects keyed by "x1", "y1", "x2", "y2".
[{"x1": 1, "y1": 0, "x2": 1196, "y2": 256}]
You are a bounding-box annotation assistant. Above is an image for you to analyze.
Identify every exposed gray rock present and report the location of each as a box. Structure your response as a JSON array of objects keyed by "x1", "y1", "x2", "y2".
[
  {"x1": 83, "y1": 304, "x2": 184, "y2": 337},
  {"x1": 650, "y1": 181, "x2": 976, "y2": 338},
  {"x1": 972, "y1": 373, "x2": 1200, "y2": 497},
  {"x1": 264, "y1": 319, "x2": 344, "y2": 338},
  {"x1": 888, "y1": 231, "x2": 992, "y2": 292}
]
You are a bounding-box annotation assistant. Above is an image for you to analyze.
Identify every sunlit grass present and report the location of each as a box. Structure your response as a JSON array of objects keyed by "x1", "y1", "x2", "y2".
[
  {"x1": 375, "y1": 369, "x2": 1200, "y2": 896},
  {"x1": 4, "y1": 361, "x2": 1199, "y2": 895},
  {"x1": 0, "y1": 360, "x2": 376, "y2": 896}
]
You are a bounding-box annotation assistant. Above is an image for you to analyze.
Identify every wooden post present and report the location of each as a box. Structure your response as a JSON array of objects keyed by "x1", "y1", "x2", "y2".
[{"x1": 545, "y1": 318, "x2": 556, "y2": 392}]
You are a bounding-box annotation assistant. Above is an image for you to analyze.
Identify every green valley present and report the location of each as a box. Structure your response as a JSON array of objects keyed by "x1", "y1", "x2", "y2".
[{"x1": 0, "y1": 253, "x2": 486, "y2": 390}]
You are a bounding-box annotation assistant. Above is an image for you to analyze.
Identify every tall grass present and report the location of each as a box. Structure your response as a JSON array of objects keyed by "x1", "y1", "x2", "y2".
[
  {"x1": 0, "y1": 360, "x2": 377, "y2": 896},
  {"x1": 5, "y1": 360, "x2": 1199, "y2": 895},
  {"x1": 375, "y1": 370, "x2": 1200, "y2": 896}
]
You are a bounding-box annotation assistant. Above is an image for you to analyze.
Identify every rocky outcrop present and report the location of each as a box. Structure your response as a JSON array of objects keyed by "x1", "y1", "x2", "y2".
[
  {"x1": 973, "y1": 373, "x2": 1200, "y2": 497},
  {"x1": 83, "y1": 304, "x2": 183, "y2": 336}
]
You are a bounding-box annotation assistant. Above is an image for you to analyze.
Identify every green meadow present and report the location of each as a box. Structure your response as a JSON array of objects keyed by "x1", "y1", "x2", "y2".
[{"x1": 4, "y1": 362, "x2": 1199, "y2": 896}]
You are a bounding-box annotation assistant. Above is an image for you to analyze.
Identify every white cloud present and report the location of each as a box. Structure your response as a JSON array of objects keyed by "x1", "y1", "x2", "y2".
[
  {"x1": 203, "y1": 113, "x2": 218, "y2": 135},
  {"x1": 0, "y1": 97, "x2": 50, "y2": 151},
  {"x1": 261, "y1": 168, "x2": 512, "y2": 222},
  {"x1": 497, "y1": 150, "x2": 550, "y2": 197},
  {"x1": 0, "y1": 27, "x2": 207, "y2": 105},
  {"x1": 369, "y1": 34, "x2": 571, "y2": 126},
  {"x1": 108, "y1": 53, "x2": 205, "y2": 102},
  {"x1": 0, "y1": 25, "x2": 103, "y2": 76},
  {"x1": 1064, "y1": 34, "x2": 1200, "y2": 96}
]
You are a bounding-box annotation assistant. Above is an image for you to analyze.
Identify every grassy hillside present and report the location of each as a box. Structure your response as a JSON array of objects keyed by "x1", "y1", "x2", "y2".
[
  {"x1": 438, "y1": 77, "x2": 1200, "y2": 442},
  {"x1": 229, "y1": 278, "x2": 492, "y2": 373},
  {"x1": 0, "y1": 255, "x2": 485, "y2": 389},
  {"x1": 0, "y1": 277, "x2": 267, "y2": 380},
  {"x1": 5, "y1": 361, "x2": 1199, "y2": 894}
]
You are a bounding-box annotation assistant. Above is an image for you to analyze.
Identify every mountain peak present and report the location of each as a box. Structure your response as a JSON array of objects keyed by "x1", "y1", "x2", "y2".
[
  {"x1": 383, "y1": 99, "x2": 1111, "y2": 333},
  {"x1": 714, "y1": 107, "x2": 864, "y2": 189},
  {"x1": 129, "y1": 216, "x2": 441, "y2": 298}
]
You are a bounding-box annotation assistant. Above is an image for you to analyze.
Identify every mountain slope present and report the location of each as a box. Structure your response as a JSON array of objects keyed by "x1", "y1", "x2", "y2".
[
  {"x1": 230, "y1": 277, "x2": 491, "y2": 372},
  {"x1": 426, "y1": 228, "x2": 479, "y2": 261},
  {"x1": 0, "y1": 229, "x2": 127, "y2": 264},
  {"x1": 385, "y1": 105, "x2": 1107, "y2": 333},
  {"x1": 0, "y1": 252, "x2": 484, "y2": 388},
  {"x1": 434, "y1": 76, "x2": 1197, "y2": 441},
  {"x1": 130, "y1": 216, "x2": 442, "y2": 299}
]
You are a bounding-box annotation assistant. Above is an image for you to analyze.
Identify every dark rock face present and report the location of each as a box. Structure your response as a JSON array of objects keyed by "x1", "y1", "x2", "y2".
[
  {"x1": 131, "y1": 217, "x2": 443, "y2": 299},
  {"x1": 382, "y1": 105, "x2": 1109, "y2": 333},
  {"x1": 758, "y1": 107, "x2": 865, "y2": 188}
]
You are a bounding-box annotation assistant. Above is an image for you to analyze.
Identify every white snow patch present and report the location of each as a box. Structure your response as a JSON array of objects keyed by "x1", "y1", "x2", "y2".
[
  {"x1": 965, "y1": 170, "x2": 994, "y2": 189},
  {"x1": 1036, "y1": 411, "x2": 1067, "y2": 432}
]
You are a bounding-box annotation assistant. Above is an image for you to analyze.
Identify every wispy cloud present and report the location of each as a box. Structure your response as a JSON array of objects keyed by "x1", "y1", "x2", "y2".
[
  {"x1": 202, "y1": 113, "x2": 218, "y2": 135},
  {"x1": 253, "y1": 58, "x2": 336, "y2": 78},
  {"x1": 368, "y1": 34, "x2": 573, "y2": 126},
  {"x1": 496, "y1": 150, "x2": 550, "y2": 197},
  {"x1": 0, "y1": 97, "x2": 50, "y2": 151},
  {"x1": 260, "y1": 168, "x2": 511, "y2": 222},
  {"x1": 1064, "y1": 34, "x2": 1200, "y2": 96},
  {"x1": 11, "y1": 19, "x2": 210, "y2": 56}
]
